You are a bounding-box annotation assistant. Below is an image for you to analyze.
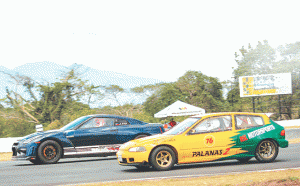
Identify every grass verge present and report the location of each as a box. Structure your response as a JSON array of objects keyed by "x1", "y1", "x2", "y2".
[
  {"x1": 0, "y1": 152, "x2": 12, "y2": 161},
  {"x1": 80, "y1": 169, "x2": 300, "y2": 186}
]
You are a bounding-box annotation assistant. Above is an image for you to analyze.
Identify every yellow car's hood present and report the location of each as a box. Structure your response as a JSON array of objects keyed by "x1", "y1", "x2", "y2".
[{"x1": 120, "y1": 134, "x2": 175, "y2": 150}]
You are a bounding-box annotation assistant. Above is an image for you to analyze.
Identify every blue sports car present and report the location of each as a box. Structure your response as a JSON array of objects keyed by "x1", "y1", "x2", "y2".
[{"x1": 12, "y1": 114, "x2": 165, "y2": 164}]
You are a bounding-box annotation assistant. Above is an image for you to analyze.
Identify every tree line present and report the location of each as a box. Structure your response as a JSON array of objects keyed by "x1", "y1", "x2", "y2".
[{"x1": 1, "y1": 40, "x2": 300, "y2": 137}]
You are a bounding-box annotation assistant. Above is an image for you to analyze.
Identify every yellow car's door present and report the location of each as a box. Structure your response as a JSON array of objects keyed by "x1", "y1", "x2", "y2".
[{"x1": 176, "y1": 115, "x2": 236, "y2": 164}]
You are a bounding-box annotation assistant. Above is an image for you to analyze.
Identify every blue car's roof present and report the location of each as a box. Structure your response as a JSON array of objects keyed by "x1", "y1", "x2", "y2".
[{"x1": 84, "y1": 114, "x2": 146, "y2": 124}]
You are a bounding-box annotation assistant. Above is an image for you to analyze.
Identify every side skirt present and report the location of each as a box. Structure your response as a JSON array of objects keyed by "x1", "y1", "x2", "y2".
[
  {"x1": 63, "y1": 152, "x2": 116, "y2": 158},
  {"x1": 63, "y1": 144, "x2": 121, "y2": 158}
]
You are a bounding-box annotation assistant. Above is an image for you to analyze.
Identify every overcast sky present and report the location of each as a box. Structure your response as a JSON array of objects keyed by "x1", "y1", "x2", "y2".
[{"x1": 1, "y1": 0, "x2": 300, "y2": 83}]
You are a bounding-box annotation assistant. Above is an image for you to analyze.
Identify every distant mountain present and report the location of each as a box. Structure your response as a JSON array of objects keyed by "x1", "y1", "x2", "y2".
[
  {"x1": 0, "y1": 61, "x2": 165, "y2": 106},
  {"x1": 6, "y1": 61, "x2": 163, "y2": 88},
  {"x1": 12, "y1": 61, "x2": 66, "y2": 83}
]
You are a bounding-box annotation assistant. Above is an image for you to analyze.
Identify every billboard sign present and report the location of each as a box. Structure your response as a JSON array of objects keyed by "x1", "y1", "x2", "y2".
[{"x1": 239, "y1": 73, "x2": 292, "y2": 97}]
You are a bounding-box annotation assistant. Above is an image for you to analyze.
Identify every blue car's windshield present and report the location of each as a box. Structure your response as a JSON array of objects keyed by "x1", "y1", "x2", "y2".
[
  {"x1": 164, "y1": 117, "x2": 201, "y2": 135},
  {"x1": 60, "y1": 116, "x2": 90, "y2": 131}
]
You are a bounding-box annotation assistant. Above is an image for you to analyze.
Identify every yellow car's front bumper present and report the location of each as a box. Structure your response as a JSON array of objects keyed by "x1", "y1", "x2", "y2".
[{"x1": 117, "y1": 149, "x2": 150, "y2": 166}]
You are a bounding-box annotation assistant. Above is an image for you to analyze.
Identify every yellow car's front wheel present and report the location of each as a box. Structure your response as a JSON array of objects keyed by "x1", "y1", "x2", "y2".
[{"x1": 150, "y1": 146, "x2": 176, "y2": 171}]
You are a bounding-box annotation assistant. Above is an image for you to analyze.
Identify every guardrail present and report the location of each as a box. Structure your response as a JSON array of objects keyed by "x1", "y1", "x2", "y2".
[
  {"x1": 276, "y1": 119, "x2": 300, "y2": 127},
  {"x1": 0, "y1": 137, "x2": 22, "y2": 153},
  {"x1": 0, "y1": 119, "x2": 299, "y2": 153}
]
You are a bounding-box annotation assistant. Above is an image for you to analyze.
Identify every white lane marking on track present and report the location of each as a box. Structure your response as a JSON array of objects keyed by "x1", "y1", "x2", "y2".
[{"x1": 65, "y1": 167, "x2": 300, "y2": 186}]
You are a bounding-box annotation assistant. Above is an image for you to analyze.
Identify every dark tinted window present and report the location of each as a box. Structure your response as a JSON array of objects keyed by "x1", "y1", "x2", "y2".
[
  {"x1": 115, "y1": 119, "x2": 129, "y2": 126},
  {"x1": 79, "y1": 118, "x2": 114, "y2": 129},
  {"x1": 60, "y1": 116, "x2": 90, "y2": 131}
]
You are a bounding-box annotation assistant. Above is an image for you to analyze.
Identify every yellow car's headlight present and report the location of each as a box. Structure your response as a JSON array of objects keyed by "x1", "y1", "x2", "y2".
[{"x1": 128, "y1": 146, "x2": 146, "y2": 152}]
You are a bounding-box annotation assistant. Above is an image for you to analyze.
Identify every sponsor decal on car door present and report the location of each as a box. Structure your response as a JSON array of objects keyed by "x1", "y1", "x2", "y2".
[{"x1": 177, "y1": 115, "x2": 247, "y2": 164}]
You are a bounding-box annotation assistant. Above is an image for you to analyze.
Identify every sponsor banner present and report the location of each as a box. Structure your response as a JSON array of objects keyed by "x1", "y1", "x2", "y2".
[{"x1": 239, "y1": 73, "x2": 292, "y2": 97}]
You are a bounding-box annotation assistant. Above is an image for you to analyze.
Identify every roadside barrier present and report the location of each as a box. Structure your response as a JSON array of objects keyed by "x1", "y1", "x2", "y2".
[
  {"x1": 0, "y1": 137, "x2": 22, "y2": 153},
  {"x1": 276, "y1": 119, "x2": 300, "y2": 127}
]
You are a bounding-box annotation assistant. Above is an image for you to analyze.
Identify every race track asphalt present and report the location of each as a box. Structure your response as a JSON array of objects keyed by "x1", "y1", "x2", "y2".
[{"x1": 1, "y1": 129, "x2": 300, "y2": 186}]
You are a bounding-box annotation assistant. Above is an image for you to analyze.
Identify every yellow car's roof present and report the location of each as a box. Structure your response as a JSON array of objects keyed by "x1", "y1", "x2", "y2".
[{"x1": 191, "y1": 112, "x2": 273, "y2": 119}]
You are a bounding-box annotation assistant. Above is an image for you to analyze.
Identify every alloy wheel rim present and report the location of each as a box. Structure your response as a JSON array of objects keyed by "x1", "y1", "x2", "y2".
[
  {"x1": 156, "y1": 150, "x2": 172, "y2": 167},
  {"x1": 258, "y1": 141, "x2": 275, "y2": 159},
  {"x1": 43, "y1": 145, "x2": 57, "y2": 160}
]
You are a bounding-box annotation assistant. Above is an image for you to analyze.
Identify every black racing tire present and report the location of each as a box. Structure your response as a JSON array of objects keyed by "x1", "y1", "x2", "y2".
[
  {"x1": 149, "y1": 146, "x2": 176, "y2": 171},
  {"x1": 255, "y1": 139, "x2": 278, "y2": 163},
  {"x1": 29, "y1": 158, "x2": 42, "y2": 165},
  {"x1": 134, "y1": 134, "x2": 148, "y2": 139},
  {"x1": 237, "y1": 157, "x2": 252, "y2": 163},
  {"x1": 37, "y1": 140, "x2": 62, "y2": 164}
]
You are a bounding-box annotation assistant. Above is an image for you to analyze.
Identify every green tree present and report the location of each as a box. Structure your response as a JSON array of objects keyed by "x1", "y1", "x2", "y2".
[
  {"x1": 231, "y1": 41, "x2": 300, "y2": 119},
  {"x1": 275, "y1": 42, "x2": 300, "y2": 119},
  {"x1": 104, "y1": 85, "x2": 125, "y2": 106},
  {"x1": 144, "y1": 71, "x2": 225, "y2": 117},
  {"x1": 1, "y1": 67, "x2": 103, "y2": 135},
  {"x1": 234, "y1": 40, "x2": 277, "y2": 77},
  {"x1": 131, "y1": 83, "x2": 167, "y2": 97}
]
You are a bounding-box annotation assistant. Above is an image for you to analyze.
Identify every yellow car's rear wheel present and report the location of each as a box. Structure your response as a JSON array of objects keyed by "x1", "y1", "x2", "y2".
[
  {"x1": 150, "y1": 146, "x2": 175, "y2": 171},
  {"x1": 255, "y1": 139, "x2": 278, "y2": 163}
]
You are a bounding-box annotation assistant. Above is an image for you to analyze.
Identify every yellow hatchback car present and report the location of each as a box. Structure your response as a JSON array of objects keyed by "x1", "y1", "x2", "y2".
[{"x1": 117, "y1": 112, "x2": 288, "y2": 171}]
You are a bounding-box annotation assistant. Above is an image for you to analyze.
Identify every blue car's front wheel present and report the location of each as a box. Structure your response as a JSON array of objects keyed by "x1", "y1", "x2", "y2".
[{"x1": 37, "y1": 140, "x2": 62, "y2": 164}]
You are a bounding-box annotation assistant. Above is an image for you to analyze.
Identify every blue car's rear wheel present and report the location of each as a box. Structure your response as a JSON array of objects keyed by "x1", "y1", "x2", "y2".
[{"x1": 37, "y1": 140, "x2": 62, "y2": 164}]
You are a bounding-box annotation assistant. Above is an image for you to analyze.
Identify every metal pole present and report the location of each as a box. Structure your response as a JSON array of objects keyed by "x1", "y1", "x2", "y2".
[
  {"x1": 252, "y1": 97, "x2": 255, "y2": 113},
  {"x1": 278, "y1": 95, "x2": 281, "y2": 120},
  {"x1": 231, "y1": 76, "x2": 234, "y2": 107}
]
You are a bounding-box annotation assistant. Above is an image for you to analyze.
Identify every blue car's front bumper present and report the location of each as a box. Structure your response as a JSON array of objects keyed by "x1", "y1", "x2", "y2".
[{"x1": 12, "y1": 142, "x2": 38, "y2": 161}]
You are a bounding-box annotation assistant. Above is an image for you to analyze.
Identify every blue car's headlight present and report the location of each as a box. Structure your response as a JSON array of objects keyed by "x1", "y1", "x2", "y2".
[{"x1": 128, "y1": 146, "x2": 146, "y2": 152}]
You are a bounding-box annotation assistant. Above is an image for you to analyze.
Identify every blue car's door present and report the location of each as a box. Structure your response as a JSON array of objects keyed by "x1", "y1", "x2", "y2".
[
  {"x1": 114, "y1": 118, "x2": 138, "y2": 143},
  {"x1": 66, "y1": 117, "x2": 117, "y2": 147}
]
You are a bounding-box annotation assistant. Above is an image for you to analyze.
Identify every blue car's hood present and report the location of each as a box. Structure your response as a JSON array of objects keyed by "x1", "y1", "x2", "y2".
[{"x1": 19, "y1": 129, "x2": 61, "y2": 142}]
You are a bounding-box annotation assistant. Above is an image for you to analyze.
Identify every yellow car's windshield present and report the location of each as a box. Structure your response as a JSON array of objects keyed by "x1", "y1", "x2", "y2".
[{"x1": 164, "y1": 117, "x2": 201, "y2": 135}]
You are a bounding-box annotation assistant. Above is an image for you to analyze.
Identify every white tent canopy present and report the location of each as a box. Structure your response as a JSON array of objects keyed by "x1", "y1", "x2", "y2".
[{"x1": 154, "y1": 100, "x2": 205, "y2": 118}]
